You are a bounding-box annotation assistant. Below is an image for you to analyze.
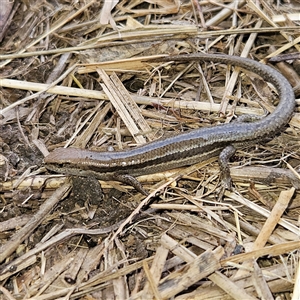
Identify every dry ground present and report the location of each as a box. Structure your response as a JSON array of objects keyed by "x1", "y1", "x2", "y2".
[{"x1": 1, "y1": 1, "x2": 300, "y2": 299}]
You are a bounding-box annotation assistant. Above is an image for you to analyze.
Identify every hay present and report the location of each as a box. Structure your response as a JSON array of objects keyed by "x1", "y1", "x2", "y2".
[{"x1": 0, "y1": 1, "x2": 300, "y2": 299}]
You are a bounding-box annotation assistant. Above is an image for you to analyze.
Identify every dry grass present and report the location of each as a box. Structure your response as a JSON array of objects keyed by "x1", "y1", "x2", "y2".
[{"x1": 1, "y1": 0, "x2": 300, "y2": 299}]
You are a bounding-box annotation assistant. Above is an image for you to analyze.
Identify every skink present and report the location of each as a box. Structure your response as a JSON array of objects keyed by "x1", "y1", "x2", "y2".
[{"x1": 44, "y1": 53, "x2": 295, "y2": 194}]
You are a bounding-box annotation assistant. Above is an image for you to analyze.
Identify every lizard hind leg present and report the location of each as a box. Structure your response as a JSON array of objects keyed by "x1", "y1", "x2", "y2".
[{"x1": 218, "y1": 145, "x2": 236, "y2": 190}]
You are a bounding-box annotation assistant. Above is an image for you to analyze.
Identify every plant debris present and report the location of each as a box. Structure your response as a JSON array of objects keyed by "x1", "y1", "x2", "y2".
[{"x1": 0, "y1": 1, "x2": 300, "y2": 299}]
